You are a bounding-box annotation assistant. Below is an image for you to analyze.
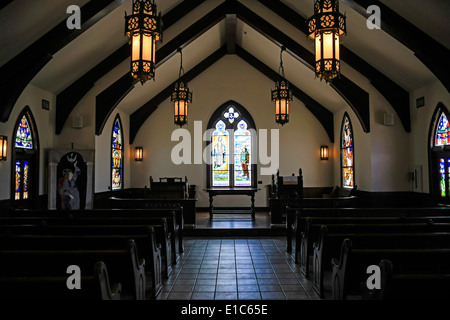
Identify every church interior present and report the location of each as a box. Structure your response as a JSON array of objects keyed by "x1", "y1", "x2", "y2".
[{"x1": 0, "y1": 0, "x2": 450, "y2": 304}]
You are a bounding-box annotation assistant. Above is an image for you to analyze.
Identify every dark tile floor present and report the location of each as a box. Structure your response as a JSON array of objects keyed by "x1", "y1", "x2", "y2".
[{"x1": 157, "y1": 237, "x2": 321, "y2": 300}]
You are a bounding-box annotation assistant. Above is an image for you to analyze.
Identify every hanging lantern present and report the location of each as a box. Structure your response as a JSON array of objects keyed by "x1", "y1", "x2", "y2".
[
  {"x1": 135, "y1": 147, "x2": 143, "y2": 161},
  {"x1": 125, "y1": 0, "x2": 162, "y2": 84},
  {"x1": 307, "y1": 0, "x2": 346, "y2": 82},
  {"x1": 320, "y1": 145, "x2": 329, "y2": 160},
  {"x1": 172, "y1": 48, "x2": 192, "y2": 127},
  {"x1": 271, "y1": 47, "x2": 292, "y2": 126}
]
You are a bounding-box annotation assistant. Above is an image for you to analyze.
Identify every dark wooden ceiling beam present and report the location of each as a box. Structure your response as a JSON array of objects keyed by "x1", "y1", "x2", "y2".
[
  {"x1": 235, "y1": 45, "x2": 334, "y2": 143},
  {"x1": 0, "y1": 0, "x2": 127, "y2": 123},
  {"x1": 226, "y1": 14, "x2": 237, "y2": 54},
  {"x1": 257, "y1": 0, "x2": 410, "y2": 132},
  {"x1": 129, "y1": 46, "x2": 228, "y2": 144},
  {"x1": 58, "y1": 0, "x2": 210, "y2": 135},
  {"x1": 235, "y1": 1, "x2": 370, "y2": 133},
  {"x1": 96, "y1": 2, "x2": 227, "y2": 137},
  {"x1": 342, "y1": 0, "x2": 450, "y2": 93}
]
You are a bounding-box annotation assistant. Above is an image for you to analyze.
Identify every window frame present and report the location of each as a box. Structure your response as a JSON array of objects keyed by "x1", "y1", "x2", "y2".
[
  {"x1": 340, "y1": 112, "x2": 355, "y2": 189},
  {"x1": 111, "y1": 114, "x2": 124, "y2": 191},
  {"x1": 429, "y1": 103, "x2": 450, "y2": 203},
  {"x1": 206, "y1": 101, "x2": 257, "y2": 189},
  {"x1": 11, "y1": 106, "x2": 39, "y2": 208}
]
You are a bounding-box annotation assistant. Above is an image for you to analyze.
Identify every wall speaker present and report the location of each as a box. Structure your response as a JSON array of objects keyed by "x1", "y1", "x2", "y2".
[
  {"x1": 72, "y1": 116, "x2": 83, "y2": 129},
  {"x1": 383, "y1": 114, "x2": 394, "y2": 126}
]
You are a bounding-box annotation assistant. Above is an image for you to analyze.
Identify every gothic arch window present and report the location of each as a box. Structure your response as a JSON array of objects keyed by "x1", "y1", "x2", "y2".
[
  {"x1": 207, "y1": 101, "x2": 256, "y2": 188},
  {"x1": 111, "y1": 114, "x2": 124, "y2": 190},
  {"x1": 340, "y1": 113, "x2": 355, "y2": 188},
  {"x1": 429, "y1": 103, "x2": 450, "y2": 202},
  {"x1": 11, "y1": 106, "x2": 39, "y2": 207}
]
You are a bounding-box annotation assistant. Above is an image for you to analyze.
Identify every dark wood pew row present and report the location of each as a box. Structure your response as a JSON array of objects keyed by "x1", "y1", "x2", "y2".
[
  {"x1": 0, "y1": 223, "x2": 172, "y2": 283},
  {"x1": 1, "y1": 214, "x2": 180, "y2": 267},
  {"x1": 0, "y1": 261, "x2": 121, "y2": 300},
  {"x1": 0, "y1": 232, "x2": 162, "y2": 299},
  {"x1": 286, "y1": 207, "x2": 450, "y2": 253},
  {"x1": 298, "y1": 217, "x2": 450, "y2": 278},
  {"x1": 361, "y1": 259, "x2": 450, "y2": 300},
  {"x1": 0, "y1": 239, "x2": 145, "y2": 300},
  {"x1": 7, "y1": 207, "x2": 184, "y2": 256},
  {"x1": 331, "y1": 239, "x2": 450, "y2": 300},
  {"x1": 313, "y1": 225, "x2": 450, "y2": 298}
]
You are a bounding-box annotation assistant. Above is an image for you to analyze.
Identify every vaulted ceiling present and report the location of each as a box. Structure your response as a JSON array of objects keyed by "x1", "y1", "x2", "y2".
[{"x1": 0, "y1": 0, "x2": 448, "y2": 143}]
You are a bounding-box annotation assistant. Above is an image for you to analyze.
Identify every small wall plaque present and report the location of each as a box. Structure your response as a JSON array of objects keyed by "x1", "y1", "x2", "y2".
[
  {"x1": 416, "y1": 96, "x2": 425, "y2": 108},
  {"x1": 42, "y1": 99, "x2": 50, "y2": 110}
]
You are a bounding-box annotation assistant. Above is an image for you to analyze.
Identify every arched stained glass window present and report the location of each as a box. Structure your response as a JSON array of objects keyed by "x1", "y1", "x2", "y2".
[
  {"x1": 435, "y1": 112, "x2": 450, "y2": 146},
  {"x1": 12, "y1": 107, "x2": 39, "y2": 207},
  {"x1": 111, "y1": 115, "x2": 123, "y2": 190},
  {"x1": 341, "y1": 113, "x2": 354, "y2": 188},
  {"x1": 430, "y1": 105, "x2": 450, "y2": 201},
  {"x1": 207, "y1": 101, "x2": 256, "y2": 188},
  {"x1": 15, "y1": 115, "x2": 33, "y2": 149}
]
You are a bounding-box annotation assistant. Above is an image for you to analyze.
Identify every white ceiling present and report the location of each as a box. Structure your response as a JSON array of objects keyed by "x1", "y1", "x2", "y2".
[{"x1": 0, "y1": 0, "x2": 447, "y2": 116}]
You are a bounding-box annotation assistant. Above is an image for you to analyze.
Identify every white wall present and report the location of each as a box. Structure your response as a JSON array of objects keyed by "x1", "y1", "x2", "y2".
[{"x1": 130, "y1": 55, "x2": 334, "y2": 207}]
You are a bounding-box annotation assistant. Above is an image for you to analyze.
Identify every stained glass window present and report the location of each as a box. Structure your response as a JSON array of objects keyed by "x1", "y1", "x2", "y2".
[
  {"x1": 15, "y1": 115, "x2": 33, "y2": 149},
  {"x1": 341, "y1": 114, "x2": 354, "y2": 188},
  {"x1": 435, "y1": 112, "x2": 450, "y2": 146},
  {"x1": 112, "y1": 116, "x2": 123, "y2": 190},
  {"x1": 212, "y1": 120, "x2": 229, "y2": 186},
  {"x1": 209, "y1": 103, "x2": 255, "y2": 188},
  {"x1": 15, "y1": 161, "x2": 21, "y2": 200},
  {"x1": 440, "y1": 158, "x2": 446, "y2": 197},
  {"x1": 234, "y1": 120, "x2": 251, "y2": 186}
]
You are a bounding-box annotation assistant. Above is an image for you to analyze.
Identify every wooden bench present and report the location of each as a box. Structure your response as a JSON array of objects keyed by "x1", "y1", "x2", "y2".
[
  {"x1": 0, "y1": 239, "x2": 145, "y2": 300},
  {"x1": 0, "y1": 261, "x2": 121, "y2": 300},
  {"x1": 0, "y1": 232, "x2": 162, "y2": 299},
  {"x1": 331, "y1": 239, "x2": 450, "y2": 300},
  {"x1": 286, "y1": 207, "x2": 450, "y2": 253},
  {"x1": 313, "y1": 226, "x2": 450, "y2": 297},
  {"x1": 0, "y1": 222, "x2": 173, "y2": 280}
]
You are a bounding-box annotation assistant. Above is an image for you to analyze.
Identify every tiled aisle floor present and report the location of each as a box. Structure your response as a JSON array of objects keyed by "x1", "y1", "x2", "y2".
[{"x1": 157, "y1": 237, "x2": 321, "y2": 300}]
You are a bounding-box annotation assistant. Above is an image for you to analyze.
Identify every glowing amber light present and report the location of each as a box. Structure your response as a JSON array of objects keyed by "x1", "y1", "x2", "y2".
[
  {"x1": 307, "y1": 0, "x2": 346, "y2": 82},
  {"x1": 0, "y1": 136, "x2": 7, "y2": 161},
  {"x1": 125, "y1": 0, "x2": 162, "y2": 84},
  {"x1": 135, "y1": 147, "x2": 143, "y2": 161},
  {"x1": 320, "y1": 145, "x2": 329, "y2": 160}
]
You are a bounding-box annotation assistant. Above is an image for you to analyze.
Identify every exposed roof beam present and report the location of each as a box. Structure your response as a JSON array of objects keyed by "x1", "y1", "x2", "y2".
[
  {"x1": 96, "y1": 2, "x2": 227, "y2": 137},
  {"x1": 129, "y1": 46, "x2": 228, "y2": 144},
  {"x1": 235, "y1": 46, "x2": 334, "y2": 143},
  {"x1": 257, "y1": 0, "x2": 410, "y2": 132},
  {"x1": 0, "y1": 0, "x2": 127, "y2": 123},
  {"x1": 0, "y1": 0, "x2": 15, "y2": 11},
  {"x1": 58, "y1": 0, "x2": 209, "y2": 135},
  {"x1": 342, "y1": 0, "x2": 450, "y2": 93},
  {"x1": 235, "y1": 1, "x2": 370, "y2": 132}
]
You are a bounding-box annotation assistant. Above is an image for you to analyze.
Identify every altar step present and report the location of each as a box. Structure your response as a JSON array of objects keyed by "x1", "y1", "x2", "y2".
[{"x1": 183, "y1": 227, "x2": 286, "y2": 237}]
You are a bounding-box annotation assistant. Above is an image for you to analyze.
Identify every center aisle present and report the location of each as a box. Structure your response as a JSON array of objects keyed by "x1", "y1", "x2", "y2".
[{"x1": 157, "y1": 238, "x2": 321, "y2": 300}]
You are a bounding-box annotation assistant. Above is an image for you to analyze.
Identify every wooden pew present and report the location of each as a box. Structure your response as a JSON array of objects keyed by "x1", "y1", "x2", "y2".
[
  {"x1": 286, "y1": 207, "x2": 450, "y2": 254},
  {"x1": 0, "y1": 232, "x2": 162, "y2": 299},
  {"x1": 313, "y1": 225, "x2": 450, "y2": 297},
  {"x1": 362, "y1": 259, "x2": 450, "y2": 300},
  {"x1": 8, "y1": 207, "x2": 184, "y2": 255},
  {"x1": 331, "y1": 239, "x2": 450, "y2": 300},
  {"x1": 0, "y1": 222, "x2": 173, "y2": 280},
  {"x1": 0, "y1": 261, "x2": 121, "y2": 300},
  {"x1": 298, "y1": 216, "x2": 450, "y2": 278},
  {"x1": 0, "y1": 239, "x2": 145, "y2": 300}
]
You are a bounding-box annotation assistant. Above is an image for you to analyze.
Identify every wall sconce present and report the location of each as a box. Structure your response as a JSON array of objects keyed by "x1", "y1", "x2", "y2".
[
  {"x1": 0, "y1": 136, "x2": 7, "y2": 161},
  {"x1": 135, "y1": 146, "x2": 143, "y2": 161},
  {"x1": 320, "y1": 145, "x2": 329, "y2": 160}
]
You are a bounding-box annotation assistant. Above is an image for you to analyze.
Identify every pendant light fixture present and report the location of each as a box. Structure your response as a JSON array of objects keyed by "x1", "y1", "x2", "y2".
[
  {"x1": 125, "y1": 0, "x2": 162, "y2": 84},
  {"x1": 172, "y1": 48, "x2": 193, "y2": 127},
  {"x1": 307, "y1": 0, "x2": 346, "y2": 82},
  {"x1": 271, "y1": 46, "x2": 292, "y2": 126}
]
